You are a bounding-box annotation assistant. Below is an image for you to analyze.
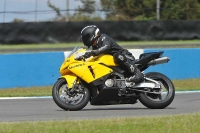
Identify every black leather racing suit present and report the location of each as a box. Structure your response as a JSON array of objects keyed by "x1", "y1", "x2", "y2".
[{"x1": 90, "y1": 34, "x2": 143, "y2": 83}]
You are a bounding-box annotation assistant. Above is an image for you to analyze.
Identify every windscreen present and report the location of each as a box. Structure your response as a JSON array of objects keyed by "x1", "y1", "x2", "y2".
[{"x1": 66, "y1": 46, "x2": 80, "y2": 58}]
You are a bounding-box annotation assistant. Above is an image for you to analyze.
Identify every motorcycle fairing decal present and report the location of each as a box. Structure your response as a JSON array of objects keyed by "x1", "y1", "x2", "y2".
[
  {"x1": 68, "y1": 63, "x2": 85, "y2": 69},
  {"x1": 60, "y1": 74, "x2": 77, "y2": 89}
]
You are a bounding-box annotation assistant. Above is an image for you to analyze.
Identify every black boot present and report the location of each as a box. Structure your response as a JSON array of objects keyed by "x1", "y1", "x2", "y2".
[
  {"x1": 127, "y1": 67, "x2": 144, "y2": 83},
  {"x1": 113, "y1": 53, "x2": 144, "y2": 83}
]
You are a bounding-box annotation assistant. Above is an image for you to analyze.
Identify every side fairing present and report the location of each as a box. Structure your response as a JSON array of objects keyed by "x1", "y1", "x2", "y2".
[
  {"x1": 60, "y1": 53, "x2": 117, "y2": 84},
  {"x1": 59, "y1": 58, "x2": 71, "y2": 75},
  {"x1": 60, "y1": 48, "x2": 86, "y2": 75},
  {"x1": 96, "y1": 55, "x2": 118, "y2": 66},
  {"x1": 68, "y1": 62, "x2": 113, "y2": 83}
]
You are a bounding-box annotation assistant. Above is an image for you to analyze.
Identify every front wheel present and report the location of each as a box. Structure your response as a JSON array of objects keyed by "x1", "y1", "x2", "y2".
[
  {"x1": 139, "y1": 72, "x2": 175, "y2": 109},
  {"x1": 52, "y1": 78, "x2": 90, "y2": 111}
]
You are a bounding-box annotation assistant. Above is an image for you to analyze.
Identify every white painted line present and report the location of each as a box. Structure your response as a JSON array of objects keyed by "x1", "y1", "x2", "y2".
[
  {"x1": 0, "y1": 96, "x2": 52, "y2": 100},
  {"x1": 0, "y1": 91, "x2": 200, "y2": 100},
  {"x1": 175, "y1": 90, "x2": 200, "y2": 94}
]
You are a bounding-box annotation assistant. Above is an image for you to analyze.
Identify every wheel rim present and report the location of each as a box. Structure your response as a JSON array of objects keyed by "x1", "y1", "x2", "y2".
[
  {"x1": 145, "y1": 77, "x2": 171, "y2": 102},
  {"x1": 57, "y1": 83, "x2": 85, "y2": 105}
]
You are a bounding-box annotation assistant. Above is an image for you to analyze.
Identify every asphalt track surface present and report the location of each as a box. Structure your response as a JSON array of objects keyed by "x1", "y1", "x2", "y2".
[{"x1": 0, "y1": 92, "x2": 200, "y2": 122}]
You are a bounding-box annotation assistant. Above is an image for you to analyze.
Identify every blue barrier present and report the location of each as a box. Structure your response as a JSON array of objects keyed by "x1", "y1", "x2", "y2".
[
  {"x1": 145, "y1": 48, "x2": 200, "y2": 80},
  {"x1": 0, "y1": 48, "x2": 199, "y2": 89},
  {"x1": 0, "y1": 52, "x2": 64, "y2": 89}
]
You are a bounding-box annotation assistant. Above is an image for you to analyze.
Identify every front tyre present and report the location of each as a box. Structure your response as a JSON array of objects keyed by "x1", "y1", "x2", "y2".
[
  {"x1": 139, "y1": 72, "x2": 175, "y2": 109},
  {"x1": 52, "y1": 78, "x2": 90, "y2": 111}
]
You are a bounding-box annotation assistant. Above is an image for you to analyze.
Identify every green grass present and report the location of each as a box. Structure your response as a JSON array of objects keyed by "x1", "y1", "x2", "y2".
[
  {"x1": 0, "y1": 86, "x2": 52, "y2": 97},
  {"x1": 0, "y1": 40, "x2": 200, "y2": 54},
  {"x1": 0, "y1": 78, "x2": 199, "y2": 97},
  {"x1": 0, "y1": 112, "x2": 200, "y2": 133},
  {"x1": 118, "y1": 39, "x2": 200, "y2": 45},
  {"x1": 0, "y1": 43, "x2": 81, "y2": 49},
  {"x1": 1, "y1": 39, "x2": 200, "y2": 49},
  {"x1": 173, "y1": 78, "x2": 200, "y2": 91}
]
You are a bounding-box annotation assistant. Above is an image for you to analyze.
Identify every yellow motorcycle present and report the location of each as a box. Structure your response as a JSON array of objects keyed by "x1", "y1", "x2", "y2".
[{"x1": 52, "y1": 46, "x2": 175, "y2": 111}]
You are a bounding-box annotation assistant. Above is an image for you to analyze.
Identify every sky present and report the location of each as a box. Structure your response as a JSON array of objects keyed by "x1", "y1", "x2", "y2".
[{"x1": 0, "y1": 0, "x2": 86, "y2": 23}]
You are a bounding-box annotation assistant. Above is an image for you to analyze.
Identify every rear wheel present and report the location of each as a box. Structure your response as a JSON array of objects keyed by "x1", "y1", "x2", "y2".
[
  {"x1": 52, "y1": 78, "x2": 90, "y2": 111},
  {"x1": 139, "y1": 72, "x2": 175, "y2": 109}
]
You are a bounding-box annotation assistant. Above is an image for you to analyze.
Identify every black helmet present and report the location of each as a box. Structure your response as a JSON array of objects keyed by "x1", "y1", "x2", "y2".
[{"x1": 80, "y1": 25, "x2": 101, "y2": 48}]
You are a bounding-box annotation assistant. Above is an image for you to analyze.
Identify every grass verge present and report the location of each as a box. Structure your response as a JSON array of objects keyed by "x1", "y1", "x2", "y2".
[
  {"x1": 0, "y1": 86, "x2": 51, "y2": 97},
  {"x1": 0, "y1": 78, "x2": 199, "y2": 97},
  {"x1": 1, "y1": 40, "x2": 200, "y2": 49},
  {"x1": 0, "y1": 112, "x2": 200, "y2": 133},
  {"x1": 172, "y1": 78, "x2": 200, "y2": 91}
]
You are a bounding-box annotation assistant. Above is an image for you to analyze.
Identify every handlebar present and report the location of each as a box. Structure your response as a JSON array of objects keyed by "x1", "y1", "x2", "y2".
[{"x1": 75, "y1": 55, "x2": 86, "y2": 61}]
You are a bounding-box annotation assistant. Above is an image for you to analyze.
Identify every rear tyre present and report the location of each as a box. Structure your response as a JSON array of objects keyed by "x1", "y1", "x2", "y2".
[
  {"x1": 52, "y1": 78, "x2": 90, "y2": 111},
  {"x1": 139, "y1": 72, "x2": 175, "y2": 109}
]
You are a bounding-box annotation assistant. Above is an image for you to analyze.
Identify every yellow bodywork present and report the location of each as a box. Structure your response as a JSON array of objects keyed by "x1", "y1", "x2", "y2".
[
  {"x1": 59, "y1": 48, "x2": 118, "y2": 89},
  {"x1": 60, "y1": 74, "x2": 77, "y2": 88}
]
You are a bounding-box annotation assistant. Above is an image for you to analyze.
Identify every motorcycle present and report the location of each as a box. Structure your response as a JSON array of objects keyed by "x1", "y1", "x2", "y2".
[{"x1": 52, "y1": 46, "x2": 175, "y2": 111}]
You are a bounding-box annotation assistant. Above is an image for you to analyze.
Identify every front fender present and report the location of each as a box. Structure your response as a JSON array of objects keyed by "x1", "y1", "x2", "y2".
[{"x1": 59, "y1": 74, "x2": 77, "y2": 89}]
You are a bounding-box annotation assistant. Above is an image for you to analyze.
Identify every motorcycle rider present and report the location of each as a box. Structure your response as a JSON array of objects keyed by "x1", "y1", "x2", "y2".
[{"x1": 79, "y1": 25, "x2": 144, "y2": 83}]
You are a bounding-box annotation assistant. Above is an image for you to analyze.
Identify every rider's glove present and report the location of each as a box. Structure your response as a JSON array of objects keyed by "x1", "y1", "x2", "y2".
[
  {"x1": 83, "y1": 52, "x2": 92, "y2": 58},
  {"x1": 90, "y1": 50, "x2": 99, "y2": 56},
  {"x1": 83, "y1": 50, "x2": 99, "y2": 59},
  {"x1": 75, "y1": 56, "x2": 84, "y2": 60}
]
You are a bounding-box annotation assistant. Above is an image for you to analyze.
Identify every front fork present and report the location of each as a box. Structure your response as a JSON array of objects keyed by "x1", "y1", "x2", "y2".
[
  {"x1": 60, "y1": 74, "x2": 77, "y2": 89},
  {"x1": 60, "y1": 75, "x2": 89, "y2": 95}
]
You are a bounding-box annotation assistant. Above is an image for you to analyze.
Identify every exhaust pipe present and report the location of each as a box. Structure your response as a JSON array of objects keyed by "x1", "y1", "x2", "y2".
[{"x1": 148, "y1": 57, "x2": 170, "y2": 66}]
